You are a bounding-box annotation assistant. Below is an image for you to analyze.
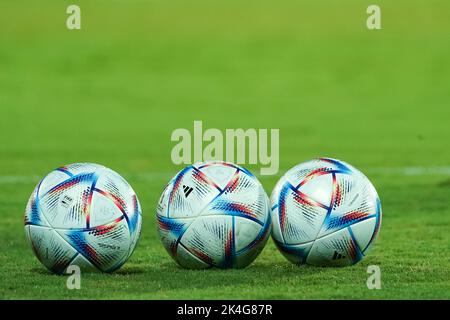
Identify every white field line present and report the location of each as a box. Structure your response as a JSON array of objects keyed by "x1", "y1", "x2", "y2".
[
  {"x1": 0, "y1": 172, "x2": 175, "y2": 185},
  {"x1": 1, "y1": 166, "x2": 450, "y2": 185}
]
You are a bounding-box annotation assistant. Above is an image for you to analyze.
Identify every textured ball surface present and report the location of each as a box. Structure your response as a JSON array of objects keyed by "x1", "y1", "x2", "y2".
[
  {"x1": 157, "y1": 161, "x2": 271, "y2": 269},
  {"x1": 271, "y1": 158, "x2": 381, "y2": 266},
  {"x1": 24, "y1": 163, "x2": 142, "y2": 273}
]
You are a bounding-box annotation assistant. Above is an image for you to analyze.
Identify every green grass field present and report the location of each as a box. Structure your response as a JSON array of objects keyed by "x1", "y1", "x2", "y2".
[{"x1": 1, "y1": 0, "x2": 449, "y2": 299}]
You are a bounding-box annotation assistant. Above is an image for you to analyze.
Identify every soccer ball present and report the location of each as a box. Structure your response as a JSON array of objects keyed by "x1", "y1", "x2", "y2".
[
  {"x1": 271, "y1": 158, "x2": 381, "y2": 267},
  {"x1": 24, "y1": 163, "x2": 142, "y2": 274},
  {"x1": 156, "y1": 161, "x2": 271, "y2": 269}
]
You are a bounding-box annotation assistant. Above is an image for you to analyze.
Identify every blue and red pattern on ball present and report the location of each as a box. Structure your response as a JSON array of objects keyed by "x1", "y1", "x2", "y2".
[
  {"x1": 157, "y1": 214, "x2": 190, "y2": 258},
  {"x1": 273, "y1": 158, "x2": 381, "y2": 266},
  {"x1": 25, "y1": 180, "x2": 44, "y2": 226},
  {"x1": 168, "y1": 165, "x2": 193, "y2": 208},
  {"x1": 26, "y1": 165, "x2": 141, "y2": 272},
  {"x1": 158, "y1": 162, "x2": 270, "y2": 268}
]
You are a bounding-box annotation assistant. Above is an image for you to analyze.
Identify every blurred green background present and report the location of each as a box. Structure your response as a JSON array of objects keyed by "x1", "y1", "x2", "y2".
[{"x1": 0, "y1": 0, "x2": 449, "y2": 299}]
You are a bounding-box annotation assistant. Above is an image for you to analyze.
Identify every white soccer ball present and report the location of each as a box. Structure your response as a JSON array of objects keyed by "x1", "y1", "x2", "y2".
[
  {"x1": 271, "y1": 158, "x2": 382, "y2": 266},
  {"x1": 157, "y1": 161, "x2": 271, "y2": 269},
  {"x1": 24, "y1": 163, "x2": 142, "y2": 273}
]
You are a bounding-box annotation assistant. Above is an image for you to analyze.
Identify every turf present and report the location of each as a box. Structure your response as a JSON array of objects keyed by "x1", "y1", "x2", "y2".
[{"x1": 0, "y1": 0, "x2": 449, "y2": 299}]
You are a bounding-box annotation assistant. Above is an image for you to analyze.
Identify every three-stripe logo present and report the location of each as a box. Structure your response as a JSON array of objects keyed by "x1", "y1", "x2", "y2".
[{"x1": 182, "y1": 185, "x2": 193, "y2": 198}]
